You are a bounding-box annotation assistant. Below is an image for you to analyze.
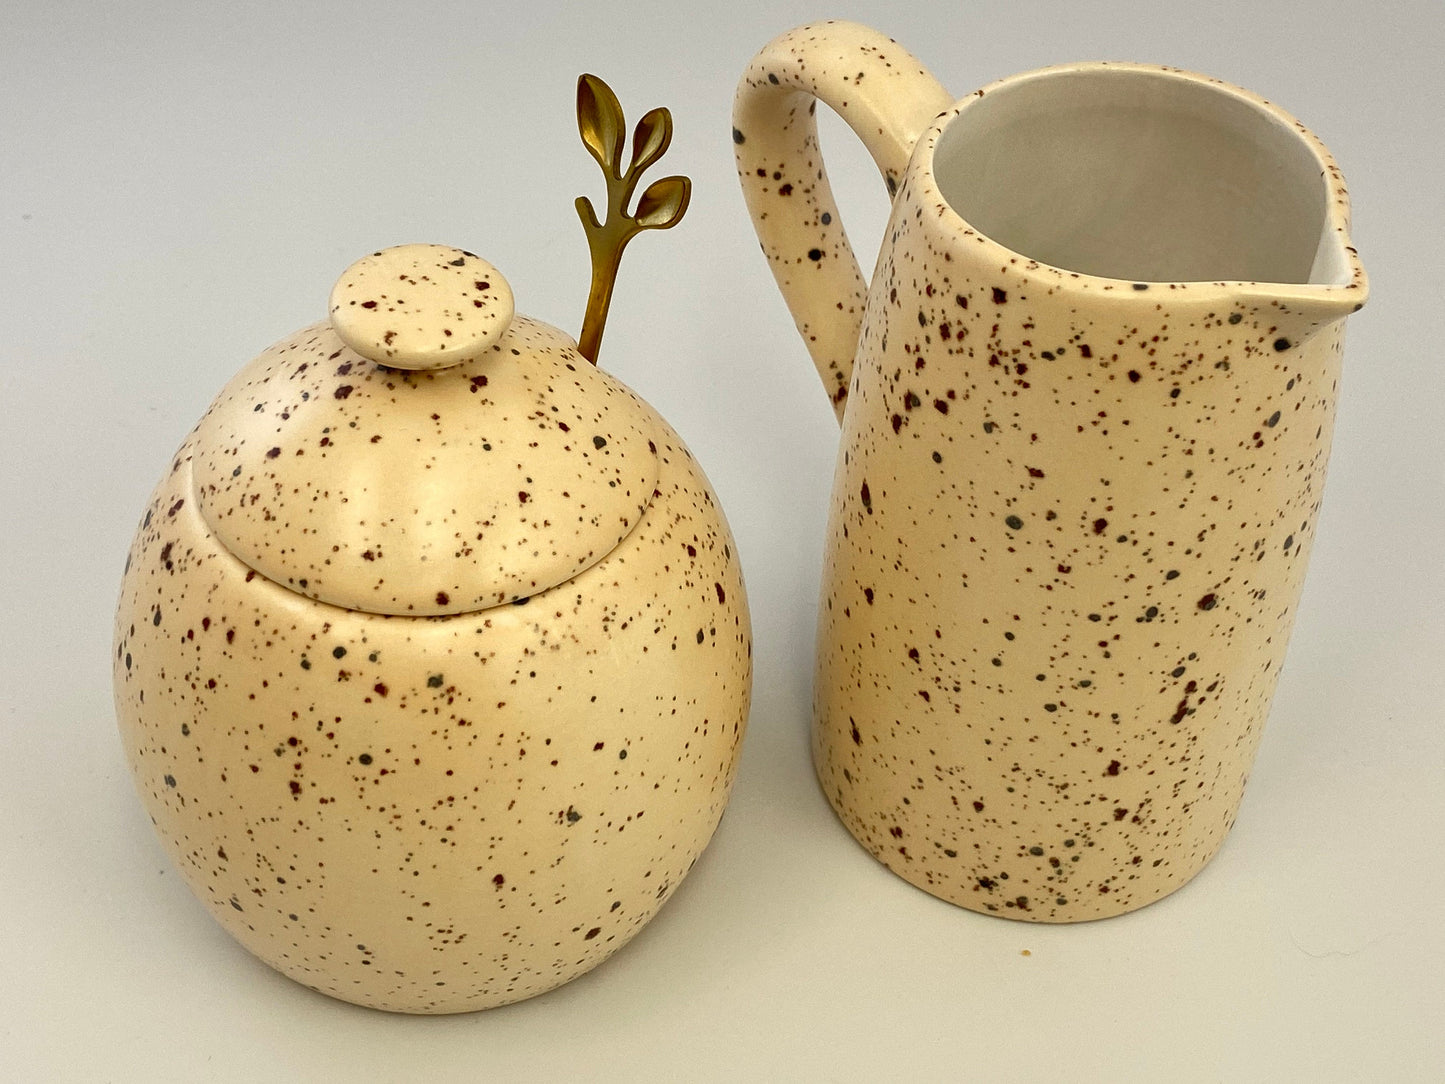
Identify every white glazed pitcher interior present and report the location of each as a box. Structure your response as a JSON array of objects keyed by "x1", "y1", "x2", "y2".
[{"x1": 929, "y1": 67, "x2": 1352, "y2": 287}]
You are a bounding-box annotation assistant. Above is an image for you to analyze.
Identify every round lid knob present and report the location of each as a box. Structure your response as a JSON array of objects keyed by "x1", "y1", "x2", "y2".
[{"x1": 328, "y1": 244, "x2": 515, "y2": 370}]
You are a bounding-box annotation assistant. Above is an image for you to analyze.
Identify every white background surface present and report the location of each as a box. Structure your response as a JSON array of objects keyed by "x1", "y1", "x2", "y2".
[{"x1": 3, "y1": 1, "x2": 1442, "y2": 1079}]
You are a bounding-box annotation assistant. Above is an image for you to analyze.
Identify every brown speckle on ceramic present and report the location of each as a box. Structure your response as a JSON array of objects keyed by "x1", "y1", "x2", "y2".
[
  {"x1": 114, "y1": 250, "x2": 752, "y2": 1011},
  {"x1": 736, "y1": 23, "x2": 1366, "y2": 922}
]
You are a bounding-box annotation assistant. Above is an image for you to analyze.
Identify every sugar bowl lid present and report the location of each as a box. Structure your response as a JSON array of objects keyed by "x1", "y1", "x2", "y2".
[{"x1": 190, "y1": 243, "x2": 660, "y2": 616}]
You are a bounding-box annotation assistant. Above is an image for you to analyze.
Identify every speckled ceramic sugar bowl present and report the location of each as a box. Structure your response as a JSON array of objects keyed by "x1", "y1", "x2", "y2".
[
  {"x1": 735, "y1": 22, "x2": 1366, "y2": 920},
  {"x1": 114, "y1": 79, "x2": 750, "y2": 1011}
]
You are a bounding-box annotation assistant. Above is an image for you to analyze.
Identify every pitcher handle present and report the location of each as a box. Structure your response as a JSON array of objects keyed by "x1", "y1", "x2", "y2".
[{"x1": 733, "y1": 22, "x2": 953, "y2": 423}]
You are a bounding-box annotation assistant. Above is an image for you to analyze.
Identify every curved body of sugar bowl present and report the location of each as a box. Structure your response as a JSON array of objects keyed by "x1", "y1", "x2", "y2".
[{"x1": 113, "y1": 256, "x2": 750, "y2": 1012}]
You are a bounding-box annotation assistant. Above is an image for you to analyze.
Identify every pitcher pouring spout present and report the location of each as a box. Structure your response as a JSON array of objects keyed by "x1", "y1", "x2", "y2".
[{"x1": 1232, "y1": 238, "x2": 1367, "y2": 352}]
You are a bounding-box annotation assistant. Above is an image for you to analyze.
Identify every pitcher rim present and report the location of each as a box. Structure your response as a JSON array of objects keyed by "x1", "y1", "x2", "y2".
[{"x1": 910, "y1": 61, "x2": 1368, "y2": 309}]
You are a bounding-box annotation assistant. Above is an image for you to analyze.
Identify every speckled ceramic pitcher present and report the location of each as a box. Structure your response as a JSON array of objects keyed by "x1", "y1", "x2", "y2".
[{"x1": 735, "y1": 22, "x2": 1366, "y2": 920}]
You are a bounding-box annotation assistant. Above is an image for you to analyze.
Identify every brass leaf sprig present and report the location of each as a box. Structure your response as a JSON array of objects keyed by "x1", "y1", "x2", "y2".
[{"x1": 575, "y1": 73, "x2": 691, "y2": 364}]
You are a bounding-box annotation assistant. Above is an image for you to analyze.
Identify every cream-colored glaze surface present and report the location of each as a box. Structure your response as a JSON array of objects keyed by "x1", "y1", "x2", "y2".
[
  {"x1": 735, "y1": 22, "x2": 1366, "y2": 921},
  {"x1": 329, "y1": 245, "x2": 515, "y2": 370},
  {"x1": 114, "y1": 254, "x2": 751, "y2": 1011},
  {"x1": 191, "y1": 312, "x2": 659, "y2": 616}
]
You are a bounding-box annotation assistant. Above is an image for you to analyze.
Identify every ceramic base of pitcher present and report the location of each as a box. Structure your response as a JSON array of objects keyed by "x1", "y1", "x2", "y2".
[{"x1": 811, "y1": 714, "x2": 1240, "y2": 923}]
